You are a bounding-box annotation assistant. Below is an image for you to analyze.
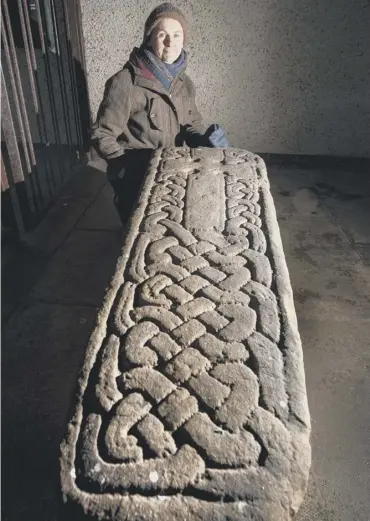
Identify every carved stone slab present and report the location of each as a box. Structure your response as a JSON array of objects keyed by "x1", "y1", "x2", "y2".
[{"x1": 60, "y1": 148, "x2": 311, "y2": 521}]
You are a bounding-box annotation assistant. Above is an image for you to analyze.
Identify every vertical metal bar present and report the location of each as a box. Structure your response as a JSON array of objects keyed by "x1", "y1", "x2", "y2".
[
  {"x1": 2, "y1": 0, "x2": 86, "y2": 237},
  {"x1": 23, "y1": 0, "x2": 37, "y2": 72},
  {"x1": 1, "y1": 68, "x2": 34, "y2": 224},
  {"x1": 3, "y1": 1, "x2": 38, "y2": 111},
  {"x1": 21, "y1": 0, "x2": 63, "y2": 195},
  {"x1": 16, "y1": 0, "x2": 56, "y2": 198},
  {"x1": 1, "y1": 22, "x2": 32, "y2": 177},
  {"x1": 43, "y1": 0, "x2": 56, "y2": 51},
  {"x1": 1, "y1": 156, "x2": 9, "y2": 192},
  {"x1": 2, "y1": 0, "x2": 56, "y2": 203},
  {"x1": 1, "y1": 152, "x2": 25, "y2": 236},
  {"x1": 61, "y1": 0, "x2": 83, "y2": 155},
  {"x1": 1, "y1": 73, "x2": 24, "y2": 185},
  {"x1": 48, "y1": 0, "x2": 75, "y2": 170},
  {"x1": 16, "y1": 0, "x2": 59, "y2": 204},
  {"x1": 33, "y1": 0, "x2": 66, "y2": 186},
  {"x1": 2, "y1": 2, "x2": 45, "y2": 210},
  {"x1": 64, "y1": 0, "x2": 92, "y2": 156}
]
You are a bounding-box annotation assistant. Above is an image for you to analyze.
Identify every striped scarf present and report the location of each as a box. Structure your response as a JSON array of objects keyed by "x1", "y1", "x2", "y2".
[{"x1": 129, "y1": 46, "x2": 187, "y2": 91}]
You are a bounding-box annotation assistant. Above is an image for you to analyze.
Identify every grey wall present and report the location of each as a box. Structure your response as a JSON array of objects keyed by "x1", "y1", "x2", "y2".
[{"x1": 80, "y1": 0, "x2": 370, "y2": 158}]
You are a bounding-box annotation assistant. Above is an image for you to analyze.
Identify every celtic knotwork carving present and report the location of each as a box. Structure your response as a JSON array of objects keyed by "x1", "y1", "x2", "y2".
[{"x1": 61, "y1": 148, "x2": 311, "y2": 521}]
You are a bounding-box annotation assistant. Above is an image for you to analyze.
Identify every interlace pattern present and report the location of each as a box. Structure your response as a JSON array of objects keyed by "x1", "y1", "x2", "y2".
[{"x1": 61, "y1": 147, "x2": 311, "y2": 521}]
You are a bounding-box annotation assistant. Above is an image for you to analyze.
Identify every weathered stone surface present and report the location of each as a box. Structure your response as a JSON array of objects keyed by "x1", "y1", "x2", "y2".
[{"x1": 60, "y1": 147, "x2": 311, "y2": 521}]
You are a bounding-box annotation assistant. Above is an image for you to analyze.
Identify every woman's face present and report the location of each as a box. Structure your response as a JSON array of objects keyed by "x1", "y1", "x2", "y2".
[{"x1": 149, "y1": 18, "x2": 184, "y2": 64}]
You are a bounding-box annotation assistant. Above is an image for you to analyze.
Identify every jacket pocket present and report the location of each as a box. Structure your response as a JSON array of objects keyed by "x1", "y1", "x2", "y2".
[{"x1": 147, "y1": 97, "x2": 163, "y2": 131}]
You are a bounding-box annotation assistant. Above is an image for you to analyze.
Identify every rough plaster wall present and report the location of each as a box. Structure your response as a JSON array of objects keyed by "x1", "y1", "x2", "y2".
[{"x1": 81, "y1": 0, "x2": 370, "y2": 157}]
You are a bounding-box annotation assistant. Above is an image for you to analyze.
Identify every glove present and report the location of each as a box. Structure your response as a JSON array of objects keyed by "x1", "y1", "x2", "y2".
[
  {"x1": 182, "y1": 124, "x2": 208, "y2": 148},
  {"x1": 204, "y1": 124, "x2": 230, "y2": 148},
  {"x1": 182, "y1": 123, "x2": 230, "y2": 148}
]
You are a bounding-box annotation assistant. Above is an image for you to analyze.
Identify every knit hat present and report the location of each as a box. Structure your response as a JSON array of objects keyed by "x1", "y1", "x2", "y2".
[{"x1": 143, "y1": 3, "x2": 188, "y2": 47}]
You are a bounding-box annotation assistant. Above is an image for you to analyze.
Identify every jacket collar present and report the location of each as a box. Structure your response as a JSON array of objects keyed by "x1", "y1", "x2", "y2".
[{"x1": 127, "y1": 62, "x2": 185, "y2": 97}]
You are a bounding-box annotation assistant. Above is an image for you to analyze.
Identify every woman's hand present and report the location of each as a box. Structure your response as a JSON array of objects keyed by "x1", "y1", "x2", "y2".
[{"x1": 182, "y1": 123, "x2": 230, "y2": 148}]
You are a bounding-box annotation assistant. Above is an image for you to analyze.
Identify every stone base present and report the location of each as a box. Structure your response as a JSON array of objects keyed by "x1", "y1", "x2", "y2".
[{"x1": 60, "y1": 148, "x2": 311, "y2": 521}]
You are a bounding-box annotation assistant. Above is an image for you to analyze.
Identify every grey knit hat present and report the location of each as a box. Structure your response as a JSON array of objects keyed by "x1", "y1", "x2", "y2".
[{"x1": 143, "y1": 3, "x2": 188, "y2": 46}]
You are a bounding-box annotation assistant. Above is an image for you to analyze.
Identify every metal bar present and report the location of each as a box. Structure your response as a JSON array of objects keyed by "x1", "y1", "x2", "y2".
[
  {"x1": 34, "y1": 0, "x2": 66, "y2": 186},
  {"x1": 1, "y1": 71, "x2": 24, "y2": 185},
  {"x1": 1, "y1": 68, "x2": 35, "y2": 221},
  {"x1": 61, "y1": 0, "x2": 83, "y2": 155},
  {"x1": 18, "y1": 0, "x2": 56, "y2": 198},
  {"x1": 24, "y1": 0, "x2": 64, "y2": 195},
  {"x1": 2, "y1": 0, "x2": 37, "y2": 141},
  {"x1": 1, "y1": 20, "x2": 32, "y2": 177},
  {"x1": 17, "y1": 0, "x2": 57, "y2": 205},
  {"x1": 43, "y1": 0, "x2": 56, "y2": 52},
  {"x1": 23, "y1": 0, "x2": 37, "y2": 72},
  {"x1": 1, "y1": 0, "x2": 86, "y2": 236},
  {"x1": 1, "y1": 156, "x2": 9, "y2": 192},
  {"x1": 65, "y1": 0, "x2": 92, "y2": 155},
  {"x1": 2, "y1": 0, "x2": 45, "y2": 210},
  {"x1": 1, "y1": 147, "x2": 25, "y2": 236},
  {"x1": 49, "y1": 0, "x2": 75, "y2": 170}
]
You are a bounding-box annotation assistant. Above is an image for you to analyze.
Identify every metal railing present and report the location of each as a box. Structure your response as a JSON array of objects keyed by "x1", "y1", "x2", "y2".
[{"x1": 1, "y1": 0, "x2": 86, "y2": 238}]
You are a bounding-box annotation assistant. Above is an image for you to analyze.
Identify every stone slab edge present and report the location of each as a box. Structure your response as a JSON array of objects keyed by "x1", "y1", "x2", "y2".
[{"x1": 60, "y1": 148, "x2": 311, "y2": 521}]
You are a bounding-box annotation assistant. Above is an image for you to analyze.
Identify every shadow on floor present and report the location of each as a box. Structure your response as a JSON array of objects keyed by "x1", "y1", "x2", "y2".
[{"x1": 2, "y1": 160, "x2": 121, "y2": 521}]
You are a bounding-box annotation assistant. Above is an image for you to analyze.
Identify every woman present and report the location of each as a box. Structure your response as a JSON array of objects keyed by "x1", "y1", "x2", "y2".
[{"x1": 91, "y1": 3, "x2": 229, "y2": 224}]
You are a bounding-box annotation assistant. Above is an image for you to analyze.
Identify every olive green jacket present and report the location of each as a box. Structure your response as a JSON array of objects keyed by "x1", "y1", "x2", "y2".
[{"x1": 91, "y1": 60, "x2": 205, "y2": 160}]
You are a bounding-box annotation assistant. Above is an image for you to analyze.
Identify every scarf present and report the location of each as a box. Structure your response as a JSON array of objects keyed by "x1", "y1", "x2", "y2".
[{"x1": 129, "y1": 46, "x2": 187, "y2": 91}]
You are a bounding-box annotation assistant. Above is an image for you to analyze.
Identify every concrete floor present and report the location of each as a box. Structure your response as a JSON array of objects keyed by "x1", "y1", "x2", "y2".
[{"x1": 2, "y1": 157, "x2": 370, "y2": 521}]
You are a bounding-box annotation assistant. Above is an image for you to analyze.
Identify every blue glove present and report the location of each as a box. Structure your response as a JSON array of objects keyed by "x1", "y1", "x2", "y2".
[
  {"x1": 182, "y1": 123, "x2": 230, "y2": 148},
  {"x1": 204, "y1": 124, "x2": 230, "y2": 148}
]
